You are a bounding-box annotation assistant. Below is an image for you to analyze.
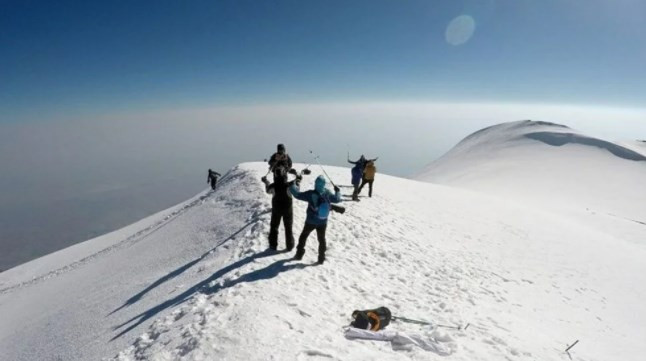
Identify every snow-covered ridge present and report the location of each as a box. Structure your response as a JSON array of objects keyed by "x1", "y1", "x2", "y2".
[
  {"x1": 416, "y1": 120, "x2": 646, "y2": 230},
  {"x1": 2, "y1": 135, "x2": 645, "y2": 361},
  {"x1": 438, "y1": 120, "x2": 644, "y2": 161},
  {"x1": 105, "y1": 162, "x2": 645, "y2": 361}
]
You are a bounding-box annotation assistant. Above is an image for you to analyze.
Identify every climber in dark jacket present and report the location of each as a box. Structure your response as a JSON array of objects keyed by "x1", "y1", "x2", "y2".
[
  {"x1": 290, "y1": 175, "x2": 342, "y2": 264},
  {"x1": 268, "y1": 143, "x2": 293, "y2": 173},
  {"x1": 348, "y1": 155, "x2": 378, "y2": 200},
  {"x1": 261, "y1": 165, "x2": 298, "y2": 251}
]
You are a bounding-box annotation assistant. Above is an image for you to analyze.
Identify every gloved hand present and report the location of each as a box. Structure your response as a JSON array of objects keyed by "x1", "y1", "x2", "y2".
[
  {"x1": 261, "y1": 176, "x2": 267, "y2": 182},
  {"x1": 334, "y1": 186, "x2": 340, "y2": 193}
]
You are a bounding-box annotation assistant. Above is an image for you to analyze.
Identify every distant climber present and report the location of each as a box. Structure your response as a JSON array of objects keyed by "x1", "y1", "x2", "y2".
[
  {"x1": 350, "y1": 163, "x2": 363, "y2": 201},
  {"x1": 268, "y1": 143, "x2": 293, "y2": 173},
  {"x1": 290, "y1": 175, "x2": 342, "y2": 264},
  {"x1": 348, "y1": 154, "x2": 378, "y2": 172},
  {"x1": 261, "y1": 165, "x2": 299, "y2": 251},
  {"x1": 207, "y1": 169, "x2": 221, "y2": 190},
  {"x1": 348, "y1": 154, "x2": 378, "y2": 201},
  {"x1": 358, "y1": 160, "x2": 377, "y2": 197}
]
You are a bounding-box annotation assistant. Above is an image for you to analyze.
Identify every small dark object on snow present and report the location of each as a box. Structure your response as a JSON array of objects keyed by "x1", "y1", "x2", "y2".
[
  {"x1": 565, "y1": 340, "x2": 579, "y2": 360},
  {"x1": 350, "y1": 307, "x2": 392, "y2": 331}
]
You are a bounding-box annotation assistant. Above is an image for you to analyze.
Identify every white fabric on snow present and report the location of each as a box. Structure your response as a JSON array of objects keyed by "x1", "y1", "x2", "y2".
[{"x1": 344, "y1": 327, "x2": 453, "y2": 356}]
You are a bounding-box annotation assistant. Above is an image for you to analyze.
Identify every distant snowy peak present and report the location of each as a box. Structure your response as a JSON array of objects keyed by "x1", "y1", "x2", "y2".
[
  {"x1": 463, "y1": 119, "x2": 570, "y2": 141},
  {"x1": 416, "y1": 120, "x2": 646, "y2": 218},
  {"x1": 450, "y1": 120, "x2": 645, "y2": 161}
]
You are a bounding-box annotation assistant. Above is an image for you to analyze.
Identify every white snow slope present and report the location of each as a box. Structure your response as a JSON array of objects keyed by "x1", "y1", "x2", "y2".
[
  {"x1": 0, "y1": 122, "x2": 644, "y2": 361},
  {"x1": 417, "y1": 120, "x2": 646, "y2": 245}
]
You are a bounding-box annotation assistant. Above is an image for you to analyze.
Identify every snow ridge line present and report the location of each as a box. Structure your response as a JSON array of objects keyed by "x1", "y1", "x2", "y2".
[{"x1": 0, "y1": 172, "x2": 236, "y2": 295}]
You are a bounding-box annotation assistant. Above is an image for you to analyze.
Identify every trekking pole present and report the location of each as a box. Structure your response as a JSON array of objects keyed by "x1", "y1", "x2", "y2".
[
  {"x1": 392, "y1": 316, "x2": 433, "y2": 326},
  {"x1": 393, "y1": 316, "x2": 468, "y2": 330},
  {"x1": 309, "y1": 150, "x2": 337, "y2": 187},
  {"x1": 565, "y1": 340, "x2": 579, "y2": 360}
]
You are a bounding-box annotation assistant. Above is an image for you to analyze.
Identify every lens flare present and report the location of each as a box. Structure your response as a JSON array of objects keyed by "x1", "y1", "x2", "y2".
[{"x1": 445, "y1": 15, "x2": 476, "y2": 46}]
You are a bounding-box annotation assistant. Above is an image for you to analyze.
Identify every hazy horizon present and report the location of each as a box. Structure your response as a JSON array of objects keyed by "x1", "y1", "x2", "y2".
[
  {"x1": 1, "y1": 0, "x2": 645, "y2": 270},
  {"x1": 1, "y1": 101, "x2": 645, "y2": 270}
]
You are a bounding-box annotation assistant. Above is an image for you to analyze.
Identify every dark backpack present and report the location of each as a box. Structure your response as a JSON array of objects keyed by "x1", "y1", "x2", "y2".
[
  {"x1": 350, "y1": 307, "x2": 392, "y2": 331},
  {"x1": 269, "y1": 152, "x2": 292, "y2": 171}
]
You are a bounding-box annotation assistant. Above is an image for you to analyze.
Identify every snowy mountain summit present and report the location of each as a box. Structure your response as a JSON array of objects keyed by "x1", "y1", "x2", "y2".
[
  {"x1": 417, "y1": 120, "x2": 646, "y2": 225},
  {"x1": 1, "y1": 121, "x2": 645, "y2": 361}
]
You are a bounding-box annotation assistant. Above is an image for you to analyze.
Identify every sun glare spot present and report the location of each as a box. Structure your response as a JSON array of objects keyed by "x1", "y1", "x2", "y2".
[{"x1": 445, "y1": 15, "x2": 476, "y2": 46}]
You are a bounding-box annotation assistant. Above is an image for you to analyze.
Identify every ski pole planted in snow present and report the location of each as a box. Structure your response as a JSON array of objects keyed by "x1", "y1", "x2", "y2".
[{"x1": 565, "y1": 340, "x2": 579, "y2": 360}]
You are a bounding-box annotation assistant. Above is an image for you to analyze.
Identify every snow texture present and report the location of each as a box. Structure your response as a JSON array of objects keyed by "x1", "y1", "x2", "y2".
[{"x1": 1, "y1": 121, "x2": 645, "y2": 361}]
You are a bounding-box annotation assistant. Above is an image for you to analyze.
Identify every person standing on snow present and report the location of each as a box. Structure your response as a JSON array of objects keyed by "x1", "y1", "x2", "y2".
[
  {"x1": 268, "y1": 143, "x2": 293, "y2": 173},
  {"x1": 290, "y1": 175, "x2": 342, "y2": 264},
  {"x1": 261, "y1": 165, "x2": 298, "y2": 251},
  {"x1": 350, "y1": 163, "x2": 363, "y2": 201},
  {"x1": 348, "y1": 155, "x2": 378, "y2": 201},
  {"x1": 207, "y1": 169, "x2": 221, "y2": 190},
  {"x1": 358, "y1": 160, "x2": 377, "y2": 197}
]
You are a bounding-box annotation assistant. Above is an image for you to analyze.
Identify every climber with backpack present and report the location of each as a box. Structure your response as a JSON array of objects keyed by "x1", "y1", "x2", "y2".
[
  {"x1": 348, "y1": 154, "x2": 378, "y2": 172},
  {"x1": 261, "y1": 165, "x2": 301, "y2": 251},
  {"x1": 290, "y1": 175, "x2": 342, "y2": 264},
  {"x1": 348, "y1": 154, "x2": 378, "y2": 201},
  {"x1": 268, "y1": 143, "x2": 293, "y2": 173},
  {"x1": 358, "y1": 160, "x2": 377, "y2": 197}
]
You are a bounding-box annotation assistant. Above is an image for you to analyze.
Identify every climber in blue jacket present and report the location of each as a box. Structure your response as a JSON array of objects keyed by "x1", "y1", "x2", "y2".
[{"x1": 290, "y1": 175, "x2": 342, "y2": 264}]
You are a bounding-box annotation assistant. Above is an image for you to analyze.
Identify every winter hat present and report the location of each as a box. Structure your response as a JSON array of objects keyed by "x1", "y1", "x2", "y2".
[
  {"x1": 314, "y1": 175, "x2": 326, "y2": 193},
  {"x1": 277, "y1": 144, "x2": 286, "y2": 153}
]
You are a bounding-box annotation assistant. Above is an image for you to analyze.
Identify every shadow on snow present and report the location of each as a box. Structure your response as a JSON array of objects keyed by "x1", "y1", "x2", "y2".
[
  {"x1": 109, "y1": 209, "x2": 272, "y2": 316},
  {"x1": 110, "y1": 247, "x2": 313, "y2": 341},
  {"x1": 525, "y1": 132, "x2": 646, "y2": 161}
]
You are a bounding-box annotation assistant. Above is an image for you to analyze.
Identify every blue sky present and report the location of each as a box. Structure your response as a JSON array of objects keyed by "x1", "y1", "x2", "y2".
[
  {"x1": 2, "y1": 0, "x2": 645, "y2": 122},
  {"x1": 2, "y1": 0, "x2": 646, "y2": 270}
]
